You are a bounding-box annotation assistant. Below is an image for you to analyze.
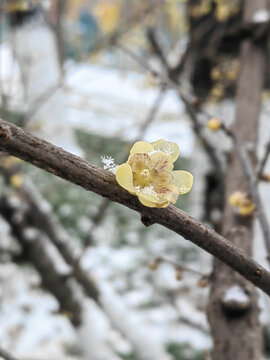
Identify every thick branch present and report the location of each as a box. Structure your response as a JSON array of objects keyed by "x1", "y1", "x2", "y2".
[{"x1": 0, "y1": 119, "x2": 270, "y2": 295}]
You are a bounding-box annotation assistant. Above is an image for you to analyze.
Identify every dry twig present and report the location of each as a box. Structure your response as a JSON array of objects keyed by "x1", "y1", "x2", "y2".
[{"x1": 258, "y1": 138, "x2": 270, "y2": 179}]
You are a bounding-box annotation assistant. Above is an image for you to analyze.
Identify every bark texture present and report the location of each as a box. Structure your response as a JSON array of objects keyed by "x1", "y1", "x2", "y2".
[
  {"x1": 0, "y1": 119, "x2": 270, "y2": 295},
  {"x1": 207, "y1": 1, "x2": 268, "y2": 359}
]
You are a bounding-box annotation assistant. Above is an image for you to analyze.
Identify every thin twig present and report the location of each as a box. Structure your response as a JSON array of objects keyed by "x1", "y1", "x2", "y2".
[
  {"x1": 257, "y1": 138, "x2": 270, "y2": 179},
  {"x1": 116, "y1": 41, "x2": 194, "y2": 105},
  {"x1": 220, "y1": 124, "x2": 270, "y2": 256},
  {"x1": 153, "y1": 256, "x2": 205, "y2": 277},
  {"x1": 0, "y1": 347, "x2": 20, "y2": 360},
  {"x1": 236, "y1": 142, "x2": 270, "y2": 255},
  {"x1": 0, "y1": 119, "x2": 270, "y2": 295},
  {"x1": 22, "y1": 80, "x2": 63, "y2": 125}
]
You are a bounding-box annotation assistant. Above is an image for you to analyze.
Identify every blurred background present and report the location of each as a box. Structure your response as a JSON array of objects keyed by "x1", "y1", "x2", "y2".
[{"x1": 0, "y1": 0, "x2": 270, "y2": 359}]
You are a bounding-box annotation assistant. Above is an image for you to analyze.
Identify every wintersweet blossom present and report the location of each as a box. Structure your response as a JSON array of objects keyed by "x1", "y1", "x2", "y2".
[
  {"x1": 116, "y1": 139, "x2": 193, "y2": 208},
  {"x1": 207, "y1": 117, "x2": 222, "y2": 131},
  {"x1": 229, "y1": 191, "x2": 255, "y2": 216}
]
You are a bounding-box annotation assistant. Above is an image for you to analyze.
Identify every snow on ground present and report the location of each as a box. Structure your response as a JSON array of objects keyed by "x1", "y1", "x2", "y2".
[
  {"x1": 0, "y1": 261, "x2": 78, "y2": 360},
  {"x1": 64, "y1": 62, "x2": 193, "y2": 156},
  {"x1": 0, "y1": 43, "x2": 193, "y2": 158}
]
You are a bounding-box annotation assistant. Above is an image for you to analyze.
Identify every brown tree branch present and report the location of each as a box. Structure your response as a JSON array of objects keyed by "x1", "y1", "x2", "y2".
[
  {"x1": 0, "y1": 347, "x2": 19, "y2": 360},
  {"x1": 0, "y1": 120, "x2": 270, "y2": 295}
]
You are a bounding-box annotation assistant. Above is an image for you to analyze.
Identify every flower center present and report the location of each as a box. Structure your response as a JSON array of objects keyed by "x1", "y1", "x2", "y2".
[{"x1": 140, "y1": 169, "x2": 150, "y2": 179}]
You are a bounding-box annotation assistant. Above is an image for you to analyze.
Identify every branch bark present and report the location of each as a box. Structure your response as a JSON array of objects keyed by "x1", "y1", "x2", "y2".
[{"x1": 0, "y1": 119, "x2": 270, "y2": 295}]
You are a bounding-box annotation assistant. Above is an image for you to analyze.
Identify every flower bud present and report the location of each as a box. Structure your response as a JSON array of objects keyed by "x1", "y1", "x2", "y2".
[{"x1": 207, "y1": 118, "x2": 222, "y2": 131}]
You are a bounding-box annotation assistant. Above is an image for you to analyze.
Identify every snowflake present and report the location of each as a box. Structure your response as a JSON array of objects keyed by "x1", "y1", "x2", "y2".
[{"x1": 101, "y1": 156, "x2": 118, "y2": 174}]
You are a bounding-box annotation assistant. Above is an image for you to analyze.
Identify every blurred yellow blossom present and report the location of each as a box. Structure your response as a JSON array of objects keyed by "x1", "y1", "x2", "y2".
[
  {"x1": 148, "y1": 260, "x2": 159, "y2": 271},
  {"x1": 229, "y1": 191, "x2": 255, "y2": 216},
  {"x1": 1, "y1": 156, "x2": 22, "y2": 169},
  {"x1": 207, "y1": 117, "x2": 222, "y2": 131},
  {"x1": 229, "y1": 191, "x2": 245, "y2": 206},
  {"x1": 116, "y1": 140, "x2": 193, "y2": 208},
  {"x1": 215, "y1": 4, "x2": 230, "y2": 22},
  {"x1": 94, "y1": 1, "x2": 120, "y2": 34},
  {"x1": 238, "y1": 202, "x2": 255, "y2": 216},
  {"x1": 211, "y1": 68, "x2": 223, "y2": 81},
  {"x1": 10, "y1": 174, "x2": 23, "y2": 188}
]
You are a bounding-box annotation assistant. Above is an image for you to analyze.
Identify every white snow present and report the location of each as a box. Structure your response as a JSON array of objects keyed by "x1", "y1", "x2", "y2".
[
  {"x1": 223, "y1": 286, "x2": 249, "y2": 304},
  {"x1": 0, "y1": 41, "x2": 194, "y2": 157},
  {"x1": 100, "y1": 284, "x2": 173, "y2": 360},
  {"x1": 253, "y1": 10, "x2": 270, "y2": 23},
  {"x1": 101, "y1": 155, "x2": 119, "y2": 174}
]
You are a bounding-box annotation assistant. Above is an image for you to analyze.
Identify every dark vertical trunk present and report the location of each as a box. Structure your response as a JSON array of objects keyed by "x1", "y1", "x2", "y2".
[{"x1": 207, "y1": 1, "x2": 267, "y2": 359}]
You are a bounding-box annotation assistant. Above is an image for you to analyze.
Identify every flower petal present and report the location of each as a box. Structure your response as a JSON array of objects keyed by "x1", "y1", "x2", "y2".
[
  {"x1": 137, "y1": 195, "x2": 157, "y2": 207},
  {"x1": 116, "y1": 164, "x2": 135, "y2": 194},
  {"x1": 137, "y1": 194, "x2": 170, "y2": 208},
  {"x1": 239, "y1": 202, "x2": 255, "y2": 216},
  {"x1": 157, "y1": 185, "x2": 179, "y2": 204},
  {"x1": 157, "y1": 201, "x2": 170, "y2": 208},
  {"x1": 151, "y1": 170, "x2": 173, "y2": 189},
  {"x1": 129, "y1": 141, "x2": 154, "y2": 155},
  {"x1": 128, "y1": 153, "x2": 151, "y2": 173},
  {"x1": 150, "y1": 152, "x2": 173, "y2": 172},
  {"x1": 172, "y1": 170, "x2": 193, "y2": 195},
  {"x1": 151, "y1": 139, "x2": 179, "y2": 162}
]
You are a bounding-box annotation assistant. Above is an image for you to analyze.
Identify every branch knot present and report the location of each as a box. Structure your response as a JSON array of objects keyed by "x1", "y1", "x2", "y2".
[{"x1": 0, "y1": 124, "x2": 11, "y2": 143}]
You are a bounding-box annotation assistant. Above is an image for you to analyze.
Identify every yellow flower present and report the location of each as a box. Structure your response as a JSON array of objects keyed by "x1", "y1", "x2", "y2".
[
  {"x1": 207, "y1": 117, "x2": 222, "y2": 131},
  {"x1": 9, "y1": 174, "x2": 23, "y2": 188},
  {"x1": 238, "y1": 202, "x2": 255, "y2": 216},
  {"x1": 229, "y1": 191, "x2": 255, "y2": 216},
  {"x1": 215, "y1": 4, "x2": 230, "y2": 22},
  {"x1": 229, "y1": 191, "x2": 245, "y2": 207},
  {"x1": 116, "y1": 140, "x2": 193, "y2": 208},
  {"x1": 1, "y1": 156, "x2": 22, "y2": 169}
]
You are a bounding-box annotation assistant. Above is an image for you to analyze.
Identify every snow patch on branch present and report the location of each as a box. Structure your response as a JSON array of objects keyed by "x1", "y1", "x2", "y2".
[
  {"x1": 101, "y1": 156, "x2": 119, "y2": 174},
  {"x1": 253, "y1": 10, "x2": 270, "y2": 23},
  {"x1": 223, "y1": 285, "x2": 249, "y2": 305}
]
